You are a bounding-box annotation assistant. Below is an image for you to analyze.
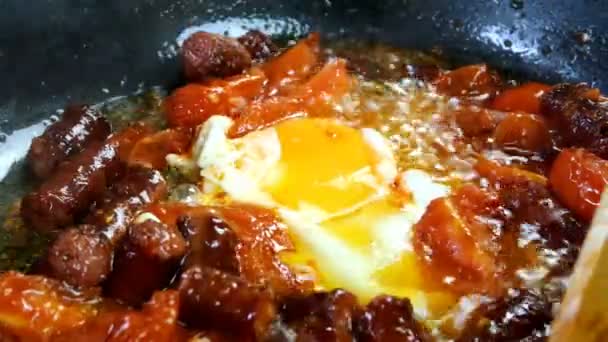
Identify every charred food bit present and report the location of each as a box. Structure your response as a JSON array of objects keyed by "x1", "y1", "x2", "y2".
[
  {"x1": 237, "y1": 30, "x2": 279, "y2": 61},
  {"x1": 457, "y1": 289, "x2": 553, "y2": 342},
  {"x1": 540, "y1": 83, "x2": 608, "y2": 158}
]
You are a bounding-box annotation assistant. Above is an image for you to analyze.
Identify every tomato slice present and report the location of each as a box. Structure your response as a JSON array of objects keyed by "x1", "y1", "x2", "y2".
[
  {"x1": 475, "y1": 158, "x2": 548, "y2": 186},
  {"x1": 207, "y1": 67, "x2": 267, "y2": 99},
  {"x1": 453, "y1": 106, "x2": 504, "y2": 137},
  {"x1": 288, "y1": 58, "x2": 351, "y2": 99},
  {"x1": 165, "y1": 68, "x2": 267, "y2": 128},
  {"x1": 436, "y1": 64, "x2": 502, "y2": 98},
  {"x1": 262, "y1": 33, "x2": 320, "y2": 93},
  {"x1": 414, "y1": 182, "x2": 541, "y2": 296},
  {"x1": 492, "y1": 113, "x2": 552, "y2": 153},
  {"x1": 128, "y1": 128, "x2": 193, "y2": 169},
  {"x1": 229, "y1": 59, "x2": 353, "y2": 137},
  {"x1": 413, "y1": 185, "x2": 502, "y2": 295},
  {"x1": 0, "y1": 272, "x2": 98, "y2": 340},
  {"x1": 491, "y1": 82, "x2": 551, "y2": 114},
  {"x1": 109, "y1": 122, "x2": 155, "y2": 162},
  {"x1": 549, "y1": 148, "x2": 608, "y2": 222},
  {"x1": 59, "y1": 290, "x2": 187, "y2": 341},
  {"x1": 228, "y1": 97, "x2": 307, "y2": 138}
]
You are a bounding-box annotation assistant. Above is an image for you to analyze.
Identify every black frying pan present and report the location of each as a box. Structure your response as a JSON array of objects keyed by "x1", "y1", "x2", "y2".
[
  {"x1": 0, "y1": 0, "x2": 607, "y2": 178},
  {"x1": 1, "y1": 0, "x2": 607, "y2": 132}
]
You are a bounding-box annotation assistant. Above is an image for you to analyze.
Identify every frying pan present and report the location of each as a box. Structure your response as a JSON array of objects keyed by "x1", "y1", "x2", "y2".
[
  {"x1": 0, "y1": 0, "x2": 607, "y2": 338},
  {"x1": 1, "y1": 0, "x2": 607, "y2": 257},
  {"x1": 0, "y1": 0, "x2": 606, "y2": 259},
  {"x1": 1, "y1": 0, "x2": 607, "y2": 135}
]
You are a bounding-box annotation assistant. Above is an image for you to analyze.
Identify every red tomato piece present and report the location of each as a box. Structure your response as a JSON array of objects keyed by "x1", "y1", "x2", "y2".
[
  {"x1": 109, "y1": 122, "x2": 155, "y2": 162},
  {"x1": 164, "y1": 83, "x2": 222, "y2": 128},
  {"x1": 413, "y1": 185, "x2": 503, "y2": 295},
  {"x1": 207, "y1": 67, "x2": 267, "y2": 100},
  {"x1": 436, "y1": 64, "x2": 502, "y2": 98},
  {"x1": 549, "y1": 148, "x2": 608, "y2": 222},
  {"x1": 128, "y1": 128, "x2": 193, "y2": 169},
  {"x1": 493, "y1": 113, "x2": 552, "y2": 153},
  {"x1": 262, "y1": 33, "x2": 320, "y2": 93},
  {"x1": 0, "y1": 272, "x2": 99, "y2": 340},
  {"x1": 165, "y1": 68, "x2": 267, "y2": 128},
  {"x1": 228, "y1": 96, "x2": 307, "y2": 138},
  {"x1": 453, "y1": 106, "x2": 505, "y2": 137},
  {"x1": 414, "y1": 183, "x2": 540, "y2": 296},
  {"x1": 229, "y1": 59, "x2": 353, "y2": 137},
  {"x1": 491, "y1": 82, "x2": 551, "y2": 114},
  {"x1": 56, "y1": 290, "x2": 187, "y2": 342},
  {"x1": 289, "y1": 58, "x2": 351, "y2": 99},
  {"x1": 475, "y1": 158, "x2": 548, "y2": 186}
]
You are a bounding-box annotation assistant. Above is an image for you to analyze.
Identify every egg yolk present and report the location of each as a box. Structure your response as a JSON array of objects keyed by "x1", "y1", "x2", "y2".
[
  {"x1": 253, "y1": 118, "x2": 456, "y2": 317},
  {"x1": 262, "y1": 118, "x2": 382, "y2": 216}
]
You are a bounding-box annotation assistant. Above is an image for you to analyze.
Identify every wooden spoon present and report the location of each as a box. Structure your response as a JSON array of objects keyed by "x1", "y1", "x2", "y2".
[{"x1": 551, "y1": 191, "x2": 608, "y2": 341}]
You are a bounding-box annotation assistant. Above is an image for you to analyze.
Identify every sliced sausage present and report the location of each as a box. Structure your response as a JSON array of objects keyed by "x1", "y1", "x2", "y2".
[
  {"x1": 279, "y1": 289, "x2": 360, "y2": 341},
  {"x1": 177, "y1": 212, "x2": 240, "y2": 274},
  {"x1": 86, "y1": 166, "x2": 167, "y2": 244},
  {"x1": 105, "y1": 218, "x2": 186, "y2": 306},
  {"x1": 177, "y1": 266, "x2": 276, "y2": 339},
  {"x1": 356, "y1": 295, "x2": 431, "y2": 342},
  {"x1": 21, "y1": 141, "x2": 120, "y2": 232},
  {"x1": 42, "y1": 167, "x2": 167, "y2": 288},
  {"x1": 457, "y1": 289, "x2": 553, "y2": 342},
  {"x1": 21, "y1": 124, "x2": 150, "y2": 232},
  {"x1": 45, "y1": 225, "x2": 113, "y2": 288},
  {"x1": 177, "y1": 205, "x2": 310, "y2": 297},
  {"x1": 181, "y1": 31, "x2": 252, "y2": 81},
  {"x1": 27, "y1": 104, "x2": 111, "y2": 179}
]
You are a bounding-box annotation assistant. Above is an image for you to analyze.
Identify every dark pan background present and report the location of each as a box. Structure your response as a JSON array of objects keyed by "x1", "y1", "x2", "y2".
[{"x1": 1, "y1": 0, "x2": 607, "y2": 145}]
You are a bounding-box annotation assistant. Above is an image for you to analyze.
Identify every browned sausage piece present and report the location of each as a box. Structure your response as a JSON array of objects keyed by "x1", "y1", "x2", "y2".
[
  {"x1": 45, "y1": 225, "x2": 113, "y2": 288},
  {"x1": 20, "y1": 141, "x2": 120, "y2": 232},
  {"x1": 237, "y1": 30, "x2": 278, "y2": 61},
  {"x1": 20, "y1": 124, "x2": 152, "y2": 233},
  {"x1": 356, "y1": 295, "x2": 431, "y2": 342},
  {"x1": 104, "y1": 218, "x2": 186, "y2": 306},
  {"x1": 177, "y1": 266, "x2": 276, "y2": 339},
  {"x1": 540, "y1": 83, "x2": 608, "y2": 158},
  {"x1": 27, "y1": 104, "x2": 111, "y2": 179},
  {"x1": 42, "y1": 167, "x2": 167, "y2": 288},
  {"x1": 457, "y1": 289, "x2": 553, "y2": 342},
  {"x1": 86, "y1": 166, "x2": 167, "y2": 245},
  {"x1": 181, "y1": 31, "x2": 252, "y2": 81},
  {"x1": 177, "y1": 212, "x2": 240, "y2": 274},
  {"x1": 279, "y1": 289, "x2": 360, "y2": 341},
  {"x1": 177, "y1": 205, "x2": 310, "y2": 297}
]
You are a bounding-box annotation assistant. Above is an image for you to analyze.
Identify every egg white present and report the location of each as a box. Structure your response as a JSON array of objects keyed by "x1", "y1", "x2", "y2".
[{"x1": 168, "y1": 115, "x2": 452, "y2": 318}]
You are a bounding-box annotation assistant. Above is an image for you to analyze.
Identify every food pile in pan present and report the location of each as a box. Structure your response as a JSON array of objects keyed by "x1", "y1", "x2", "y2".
[{"x1": 1, "y1": 29, "x2": 606, "y2": 341}]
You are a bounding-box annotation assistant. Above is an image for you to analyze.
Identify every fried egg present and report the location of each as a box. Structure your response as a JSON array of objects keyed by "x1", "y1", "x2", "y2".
[{"x1": 168, "y1": 115, "x2": 454, "y2": 318}]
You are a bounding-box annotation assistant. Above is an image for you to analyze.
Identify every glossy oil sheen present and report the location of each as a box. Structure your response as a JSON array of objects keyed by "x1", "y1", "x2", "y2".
[{"x1": 0, "y1": 0, "x2": 606, "y2": 262}]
